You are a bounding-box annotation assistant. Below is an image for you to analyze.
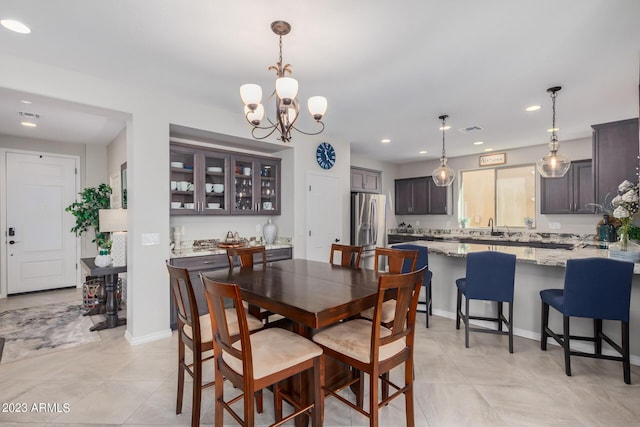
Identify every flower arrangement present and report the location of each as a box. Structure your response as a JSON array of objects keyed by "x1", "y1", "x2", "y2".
[
  {"x1": 523, "y1": 216, "x2": 534, "y2": 229},
  {"x1": 611, "y1": 180, "x2": 639, "y2": 251}
]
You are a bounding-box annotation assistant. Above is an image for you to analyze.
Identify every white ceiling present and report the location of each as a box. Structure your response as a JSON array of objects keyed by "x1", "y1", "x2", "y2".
[{"x1": 1, "y1": 1, "x2": 639, "y2": 163}]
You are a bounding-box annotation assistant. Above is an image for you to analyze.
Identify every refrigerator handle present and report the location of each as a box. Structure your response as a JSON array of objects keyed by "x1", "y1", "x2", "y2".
[{"x1": 371, "y1": 197, "x2": 377, "y2": 246}]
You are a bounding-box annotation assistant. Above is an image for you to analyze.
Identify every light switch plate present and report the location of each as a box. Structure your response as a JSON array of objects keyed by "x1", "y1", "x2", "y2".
[{"x1": 141, "y1": 233, "x2": 160, "y2": 246}]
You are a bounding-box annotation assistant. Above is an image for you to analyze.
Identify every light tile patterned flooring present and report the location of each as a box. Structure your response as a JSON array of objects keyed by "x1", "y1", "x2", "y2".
[{"x1": 1, "y1": 288, "x2": 639, "y2": 426}]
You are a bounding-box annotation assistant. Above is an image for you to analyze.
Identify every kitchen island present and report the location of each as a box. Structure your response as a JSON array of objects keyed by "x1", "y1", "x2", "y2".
[{"x1": 402, "y1": 240, "x2": 640, "y2": 364}]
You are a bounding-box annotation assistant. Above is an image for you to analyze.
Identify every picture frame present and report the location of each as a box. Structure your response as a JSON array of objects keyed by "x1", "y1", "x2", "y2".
[{"x1": 479, "y1": 152, "x2": 506, "y2": 167}]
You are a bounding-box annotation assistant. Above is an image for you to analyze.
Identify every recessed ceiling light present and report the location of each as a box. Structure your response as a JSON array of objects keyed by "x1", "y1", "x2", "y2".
[
  {"x1": 419, "y1": 150, "x2": 427, "y2": 154},
  {"x1": 483, "y1": 148, "x2": 494, "y2": 152},
  {"x1": 20, "y1": 121, "x2": 37, "y2": 128},
  {"x1": 473, "y1": 141, "x2": 484, "y2": 145},
  {"x1": 20, "y1": 100, "x2": 32, "y2": 104},
  {"x1": 547, "y1": 127, "x2": 559, "y2": 133},
  {"x1": 438, "y1": 125, "x2": 451, "y2": 131},
  {"x1": 380, "y1": 138, "x2": 391, "y2": 143},
  {"x1": 526, "y1": 105, "x2": 541, "y2": 112},
  {"x1": 1, "y1": 19, "x2": 31, "y2": 34}
]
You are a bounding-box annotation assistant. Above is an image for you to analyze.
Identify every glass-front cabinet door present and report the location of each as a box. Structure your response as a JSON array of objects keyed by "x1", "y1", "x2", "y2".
[
  {"x1": 257, "y1": 158, "x2": 280, "y2": 214},
  {"x1": 170, "y1": 148, "x2": 197, "y2": 215},
  {"x1": 203, "y1": 152, "x2": 230, "y2": 214},
  {"x1": 231, "y1": 155, "x2": 257, "y2": 214}
]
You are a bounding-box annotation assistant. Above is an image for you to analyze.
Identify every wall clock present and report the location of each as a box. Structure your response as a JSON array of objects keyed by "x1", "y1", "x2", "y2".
[{"x1": 316, "y1": 142, "x2": 336, "y2": 170}]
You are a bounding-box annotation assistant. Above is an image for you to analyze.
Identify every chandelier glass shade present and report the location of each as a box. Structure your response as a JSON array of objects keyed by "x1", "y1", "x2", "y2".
[
  {"x1": 240, "y1": 21, "x2": 327, "y2": 143},
  {"x1": 432, "y1": 115, "x2": 455, "y2": 187},
  {"x1": 536, "y1": 86, "x2": 570, "y2": 178}
]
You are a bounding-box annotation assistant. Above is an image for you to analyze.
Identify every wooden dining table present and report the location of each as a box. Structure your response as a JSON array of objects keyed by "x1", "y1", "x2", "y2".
[{"x1": 203, "y1": 258, "x2": 384, "y2": 426}]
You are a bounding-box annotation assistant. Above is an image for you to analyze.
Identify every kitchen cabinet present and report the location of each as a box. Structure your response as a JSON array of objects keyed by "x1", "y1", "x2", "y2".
[
  {"x1": 170, "y1": 143, "x2": 280, "y2": 216},
  {"x1": 351, "y1": 167, "x2": 382, "y2": 193},
  {"x1": 592, "y1": 118, "x2": 639, "y2": 208},
  {"x1": 231, "y1": 154, "x2": 281, "y2": 215},
  {"x1": 395, "y1": 176, "x2": 449, "y2": 215},
  {"x1": 168, "y1": 247, "x2": 292, "y2": 329},
  {"x1": 540, "y1": 159, "x2": 593, "y2": 214}
]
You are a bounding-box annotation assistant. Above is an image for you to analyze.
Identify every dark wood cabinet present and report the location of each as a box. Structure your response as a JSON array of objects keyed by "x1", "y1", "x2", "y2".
[
  {"x1": 168, "y1": 247, "x2": 292, "y2": 329},
  {"x1": 395, "y1": 176, "x2": 449, "y2": 215},
  {"x1": 592, "y1": 118, "x2": 639, "y2": 208},
  {"x1": 351, "y1": 167, "x2": 382, "y2": 193},
  {"x1": 540, "y1": 160, "x2": 593, "y2": 214},
  {"x1": 170, "y1": 143, "x2": 281, "y2": 216}
]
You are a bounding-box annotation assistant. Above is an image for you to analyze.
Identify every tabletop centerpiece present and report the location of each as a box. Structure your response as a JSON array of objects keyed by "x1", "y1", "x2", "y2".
[{"x1": 608, "y1": 179, "x2": 640, "y2": 261}]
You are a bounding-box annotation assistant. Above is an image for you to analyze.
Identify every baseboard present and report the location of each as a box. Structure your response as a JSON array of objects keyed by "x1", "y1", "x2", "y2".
[
  {"x1": 431, "y1": 308, "x2": 640, "y2": 366},
  {"x1": 124, "y1": 328, "x2": 172, "y2": 346}
]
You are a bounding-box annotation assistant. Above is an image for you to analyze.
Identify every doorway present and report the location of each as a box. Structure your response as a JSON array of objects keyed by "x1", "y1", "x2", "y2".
[
  {"x1": 4, "y1": 151, "x2": 79, "y2": 294},
  {"x1": 306, "y1": 172, "x2": 343, "y2": 262}
]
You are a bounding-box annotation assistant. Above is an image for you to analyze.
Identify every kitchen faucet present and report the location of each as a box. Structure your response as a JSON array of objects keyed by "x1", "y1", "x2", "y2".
[{"x1": 488, "y1": 217, "x2": 494, "y2": 233}]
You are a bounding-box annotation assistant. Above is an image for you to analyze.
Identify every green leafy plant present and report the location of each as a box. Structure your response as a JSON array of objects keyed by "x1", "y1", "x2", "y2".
[{"x1": 65, "y1": 183, "x2": 112, "y2": 251}]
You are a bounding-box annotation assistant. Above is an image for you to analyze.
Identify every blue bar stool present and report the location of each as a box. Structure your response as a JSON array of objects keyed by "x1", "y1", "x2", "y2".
[
  {"x1": 456, "y1": 251, "x2": 517, "y2": 352},
  {"x1": 540, "y1": 257, "x2": 634, "y2": 384}
]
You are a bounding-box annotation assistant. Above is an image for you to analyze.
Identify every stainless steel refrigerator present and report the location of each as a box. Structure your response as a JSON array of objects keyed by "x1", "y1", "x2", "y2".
[{"x1": 351, "y1": 193, "x2": 387, "y2": 269}]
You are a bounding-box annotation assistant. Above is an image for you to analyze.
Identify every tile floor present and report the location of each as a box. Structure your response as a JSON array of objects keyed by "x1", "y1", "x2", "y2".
[{"x1": 1, "y1": 288, "x2": 639, "y2": 426}]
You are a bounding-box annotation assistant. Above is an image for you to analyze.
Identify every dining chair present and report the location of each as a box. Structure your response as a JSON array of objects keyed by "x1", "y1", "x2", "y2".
[
  {"x1": 392, "y1": 243, "x2": 433, "y2": 328},
  {"x1": 166, "y1": 262, "x2": 264, "y2": 426},
  {"x1": 360, "y1": 247, "x2": 418, "y2": 326},
  {"x1": 455, "y1": 251, "x2": 517, "y2": 352},
  {"x1": 226, "y1": 246, "x2": 274, "y2": 324},
  {"x1": 312, "y1": 266, "x2": 426, "y2": 427},
  {"x1": 202, "y1": 275, "x2": 324, "y2": 427},
  {"x1": 329, "y1": 243, "x2": 363, "y2": 268},
  {"x1": 540, "y1": 257, "x2": 634, "y2": 384}
]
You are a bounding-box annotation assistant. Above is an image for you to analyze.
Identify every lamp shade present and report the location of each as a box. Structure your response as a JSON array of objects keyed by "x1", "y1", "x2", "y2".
[
  {"x1": 307, "y1": 96, "x2": 328, "y2": 120},
  {"x1": 275, "y1": 77, "x2": 298, "y2": 103},
  {"x1": 432, "y1": 164, "x2": 455, "y2": 187},
  {"x1": 240, "y1": 84, "x2": 262, "y2": 108},
  {"x1": 244, "y1": 104, "x2": 264, "y2": 125},
  {"x1": 99, "y1": 209, "x2": 127, "y2": 232},
  {"x1": 536, "y1": 151, "x2": 571, "y2": 178}
]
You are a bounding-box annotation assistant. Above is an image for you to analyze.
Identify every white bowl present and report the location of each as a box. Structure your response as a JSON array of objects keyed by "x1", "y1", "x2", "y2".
[
  {"x1": 207, "y1": 166, "x2": 223, "y2": 172},
  {"x1": 184, "y1": 203, "x2": 195, "y2": 209},
  {"x1": 213, "y1": 184, "x2": 224, "y2": 193},
  {"x1": 170, "y1": 202, "x2": 182, "y2": 208},
  {"x1": 208, "y1": 203, "x2": 221, "y2": 209},
  {"x1": 170, "y1": 161, "x2": 184, "y2": 168}
]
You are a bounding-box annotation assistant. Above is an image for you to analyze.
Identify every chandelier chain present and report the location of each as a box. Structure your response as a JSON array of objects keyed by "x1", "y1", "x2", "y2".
[
  {"x1": 441, "y1": 117, "x2": 447, "y2": 160},
  {"x1": 551, "y1": 89, "x2": 557, "y2": 142}
]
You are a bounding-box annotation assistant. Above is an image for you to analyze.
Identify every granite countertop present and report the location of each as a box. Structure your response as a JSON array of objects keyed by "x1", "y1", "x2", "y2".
[
  {"x1": 405, "y1": 239, "x2": 640, "y2": 274},
  {"x1": 388, "y1": 229, "x2": 591, "y2": 245},
  {"x1": 171, "y1": 243, "x2": 292, "y2": 259}
]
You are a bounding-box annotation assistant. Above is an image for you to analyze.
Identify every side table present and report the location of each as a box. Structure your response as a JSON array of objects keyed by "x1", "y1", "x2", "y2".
[{"x1": 80, "y1": 258, "x2": 127, "y2": 331}]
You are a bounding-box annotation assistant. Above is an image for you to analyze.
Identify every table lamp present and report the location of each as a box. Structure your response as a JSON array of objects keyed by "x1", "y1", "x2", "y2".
[{"x1": 99, "y1": 208, "x2": 128, "y2": 266}]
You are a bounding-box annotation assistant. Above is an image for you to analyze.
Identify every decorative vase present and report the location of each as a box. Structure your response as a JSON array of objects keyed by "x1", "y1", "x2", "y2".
[
  {"x1": 94, "y1": 248, "x2": 112, "y2": 268},
  {"x1": 608, "y1": 229, "x2": 640, "y2": 262},
  {"x1": 263, "y1": 218, "x2": 277, "y2": 245}
]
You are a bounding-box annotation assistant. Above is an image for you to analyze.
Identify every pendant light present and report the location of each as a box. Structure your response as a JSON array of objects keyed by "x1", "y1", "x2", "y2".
[
  {"x1": 432, "y1": 114, "x2": 455, "y2": 187},
  {"x1": 536, "y1": 86, "x2": 570, "y2": 178}
]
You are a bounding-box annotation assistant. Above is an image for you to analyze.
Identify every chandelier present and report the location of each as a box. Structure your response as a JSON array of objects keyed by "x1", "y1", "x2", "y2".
[
  {"x1": 536, "y1": 86, "x2": 570, "y2": 178},
  {"x1": 240, "y1": 21, "x2": 327, "y2": 143},
  {"x1": 432, "y1": 115, "x2": 455, "y2": 187}
]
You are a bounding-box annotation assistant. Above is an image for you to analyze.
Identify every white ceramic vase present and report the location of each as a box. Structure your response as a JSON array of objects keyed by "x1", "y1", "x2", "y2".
[
  {"x1": 94, "y1": 248, "x2": 112, "y2": 268},
  {"x1": 263, "y1": 218, "x2": 277, "y2": 244}
]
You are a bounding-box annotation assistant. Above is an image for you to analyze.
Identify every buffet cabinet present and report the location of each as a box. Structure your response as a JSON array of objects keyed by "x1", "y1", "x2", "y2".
[
  {"x1": 168, "y1": 247, "x2": 292, "y2": 329},
  {"x1": 170, "y1": 143, "x2": 281, "y2": 216}
]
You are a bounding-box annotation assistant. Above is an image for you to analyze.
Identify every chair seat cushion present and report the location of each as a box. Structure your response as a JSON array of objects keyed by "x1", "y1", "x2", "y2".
[
  {"x1": 183, "y1": 308, "x2": 263, "y2": 343},
  {"x1": 360, "y1": 299, "x2": 396, "y2": 323},
  {"x1": 540, "y1": 288, "x2": 564, "y2": 313},
  {"x1": 222, "y1": 328, "x2": 322, "y2": 380},
  {"x1": 312, "y1": 319, "x2": 406, "y2": 363}
]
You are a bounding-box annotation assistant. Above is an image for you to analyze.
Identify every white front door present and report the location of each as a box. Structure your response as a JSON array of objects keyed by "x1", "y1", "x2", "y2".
[
  {"x1": 306, "y1": 173, "x2": 343, "y2": 262},
  {"x1": 6, "y1": 152, "x2": 78, "y2": 294}
]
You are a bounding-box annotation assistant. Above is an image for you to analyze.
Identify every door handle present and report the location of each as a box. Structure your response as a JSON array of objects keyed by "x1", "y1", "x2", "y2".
[
  {"x1": 335, "y1": 238, "x2": 340, "y2": 243},
  {"x1": 9, "y1": 240, "x2": 20, "y2": 245}
]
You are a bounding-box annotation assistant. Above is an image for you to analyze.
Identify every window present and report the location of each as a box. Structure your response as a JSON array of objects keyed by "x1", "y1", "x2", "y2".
[{"x1": 459, "y1": 165, "x2": 536, "y2": 228}]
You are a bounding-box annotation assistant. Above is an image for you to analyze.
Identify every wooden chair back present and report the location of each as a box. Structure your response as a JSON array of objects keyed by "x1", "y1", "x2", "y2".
[
  {"x1": 374, "y1": 247, "x2": 418, "y2": 273},
  {"x1": 166, "y1": 262, "x2": 202, "y2": 348},
  {"x1": 226, "y1": 245, "x2": 267, "y2": 268},
  {"x1": 329, "y1": 243, "x2": 363, "y2": 268}
]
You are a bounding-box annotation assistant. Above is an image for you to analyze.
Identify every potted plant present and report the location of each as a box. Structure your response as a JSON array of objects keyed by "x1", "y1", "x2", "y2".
[
  {"x1": 65, "y1": 183, "x2": 113, "y2": 256},
  {"x1": 523, "y1": 216, "x2": 534, "y2": 229},
  {"x1": 459, "y1": 217, "x2": 470, "y2": 229}
]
